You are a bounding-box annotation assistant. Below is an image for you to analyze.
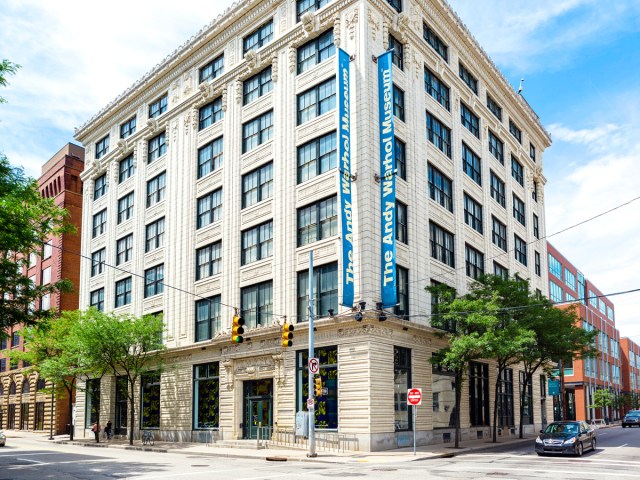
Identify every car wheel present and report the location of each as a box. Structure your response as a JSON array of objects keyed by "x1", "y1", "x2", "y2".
[
  {"x1": 536, "y1": 452, "x2": 544, "y2": 456},
  {"x1": 576, "y1": 442, "x2": 583, "y2": 456},
  {"x1": 623, "y1": 425, "x2": 627, "y2": 428},
  {"x1": 592, "y1": 438, "x2": 596, "y2": 451}
]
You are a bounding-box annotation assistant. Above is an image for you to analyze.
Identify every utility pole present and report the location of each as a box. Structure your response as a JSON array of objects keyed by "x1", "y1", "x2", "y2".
[{"x1": 307, "y1": 250, "x2": 317, "y2": 458}]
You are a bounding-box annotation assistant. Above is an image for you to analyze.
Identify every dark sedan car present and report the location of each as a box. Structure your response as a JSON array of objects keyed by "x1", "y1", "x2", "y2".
[
  {"x1": 622, "y1": 410, "x2": 640, "y2": 427},
  {"x1": 535, "y1": 421, "x2": 596, "y2": 456}
]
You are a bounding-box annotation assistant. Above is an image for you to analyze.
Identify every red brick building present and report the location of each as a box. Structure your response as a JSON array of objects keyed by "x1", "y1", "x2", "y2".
[
  {"x1": 0, "y1": 143, "x2": 84, "y2": 434},
  {"x1": 620, "y1": 337, "x2": 640, "y2": 413}
]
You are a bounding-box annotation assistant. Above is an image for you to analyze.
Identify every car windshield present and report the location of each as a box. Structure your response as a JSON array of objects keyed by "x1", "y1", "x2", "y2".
[
  {"x1": 544, "y1": 423, "x2": 577, "y2": 434},
  {"x1": 626, "y1": 412, "x2": 640, "y2": 418}
]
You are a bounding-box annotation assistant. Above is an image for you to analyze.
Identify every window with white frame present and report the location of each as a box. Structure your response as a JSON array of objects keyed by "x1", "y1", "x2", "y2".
[
  {"x1": 198, "y1": 97, "x2": 223, "y2": 131},
  {"x1": 196, "y1": 242, "x2": 222, "y2": 280},
  {"x1": 148, "y1": 94, "x2": 167, "y2": 119},
  {"x1": 241, "y1": 221, "x2": 273, "y2": 265},
  {"x1": 297, "y1": 78, "x2": 336, "y2": 125},
  {"x1": 197, "y1": 137, "x2": 223, "y2": 179},
  {"x1": 196, "y1": 188, "x2": 223, "y2": 229},
  {"x1": 242, "y1": 162, "x2": 273, "y2": 208},
  {"x1": 297, "y1": 29, "x2": 335, "y2": 74},
  {"x1": 199, "y1": 55, "x2": 224, "y2": 83}
]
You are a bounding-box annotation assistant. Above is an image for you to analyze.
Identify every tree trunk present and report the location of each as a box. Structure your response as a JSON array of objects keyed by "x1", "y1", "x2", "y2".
[
  {"x1": 492, "y1": 373, "x2": 500, "y2": 443},
  {"x1": 454, "y1": 368, "x2": 463, "y2": 448},
  {"x1": 66, "y1": 383, "x2": 74, "y2": 441},
  {"x1": 129, "y1": 378, "x2": 136, "y2": 446}
]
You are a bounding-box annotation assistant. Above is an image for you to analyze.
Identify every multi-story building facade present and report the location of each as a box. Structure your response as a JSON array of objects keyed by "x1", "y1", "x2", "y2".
[
  {"x1": 0, "y1": 143, "x2": 85, "y2": 434},
  {"x1": 546, "y1": 242, "x2": 622, "y2": 423},
  {"x1": 621, "y1": 337, "x2": 640, "y2": 413},
  {"x1": 74, "y1": 0, "x2": 550, "y2": 451}
]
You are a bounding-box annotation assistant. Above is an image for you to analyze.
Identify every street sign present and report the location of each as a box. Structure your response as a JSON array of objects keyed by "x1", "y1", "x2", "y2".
[
  {"x1": 307, "y1": 398, "x2": 315, "y2": 410},
  {"x1": 308, "y1": 357, "x2": 319, "y2": 374},
  {"x1": 548, "y1": 379, "x2": 560, "y2": 396},
  {"x1": 407, "y1": 388, "x2": 422, "y2": 406}
]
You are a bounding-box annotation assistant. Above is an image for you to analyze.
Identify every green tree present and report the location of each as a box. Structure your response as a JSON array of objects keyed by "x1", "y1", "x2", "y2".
[
  {"x1": 0, "y1": 59, "x2": 20, "y2": 103},
  {"x1": 589, "y1": 389, "x2": 614, "y2": 422},
  {"x1": 74, "y1": 309, "x2": 165, "y2": 445},
  {"x1": 0, "y1": 156, "x2": 73, "y2": 332},
  {"x1": 427, "y1": 283, "x2": 499, "y2": 448}
]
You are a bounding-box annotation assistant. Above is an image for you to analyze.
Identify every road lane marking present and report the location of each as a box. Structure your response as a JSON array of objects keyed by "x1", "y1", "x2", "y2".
[
  {"x1": 17, "y1": 458, "x2": 46, "y2": 464},
  {"x1": 0, "y1": 452, "x2": 61, "y2": 457},
  {"x1": 618, "y1": 443, "x2": 629, "y2": 448}
]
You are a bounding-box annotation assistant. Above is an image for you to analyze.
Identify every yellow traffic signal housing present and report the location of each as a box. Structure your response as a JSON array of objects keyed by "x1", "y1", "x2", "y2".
[
  {"x1": 314, "y1": 375, "x2": 323, "y2": 397},
  {"x1": 281, "y1": 322, "x2": 294, "y2": 348},
  {"x1": 231, "y1": 315, "x2": 245, "y2": 344}
]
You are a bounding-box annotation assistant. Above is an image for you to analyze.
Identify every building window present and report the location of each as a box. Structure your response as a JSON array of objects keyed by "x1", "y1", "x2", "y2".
[
  {"x1": 428, "y1": 165, "x2": 453, "y2": 212},
  {"x1": 296, "y1": 0, "x2": 331, "y2": 21},
  {"x1": 548, "y1": 254, "x2": 562, "y2": 279},
  {"x1": 34, "y1": 401, "x2": 45, "y2": 430},
  {"x1": 463, "y1": 193, "x2": 483, "y2": 234},
  {"x1": 491, "y1": 216, "x2": 507, "y2": 251},
  {"x1": 297, "y1": 262, "x2": 338, "y2": 321},
  {"x1": 297, "y1": 196, "x2": 338, "y2": 247},
  {"x1": 429, "y1": 222, "x2": 455, "y2": 267},
  {"x1": 460, "y1": 102, "x2": 479, "y2": 138},
  {"x1": 145, "y1": 217, "x2": 165, "y2": 253},
  {"x1": 394, "y1": 346, "x2": 411, "y2": 431},
  {"x1": 465, "y1": 244, "x2": 484, "y2": 279},
  {"x1": 565, "y1": 269, "x2": 576, "y2": 291},
  {"x1": 458, "y1": 62, "x2": 478, "y2": 94},
  {"x1": 243, "y1": 20, "x2": 274, "y2": 54},
  {"x1": 41, "y1": 266, "x2": 51, "y2": 285},
  {"x1": 549, "y1": 281, "x2": 562, "y2": 302},
  {"x1": 423, "y1": 23, "x2": 448, "y2": 61},
  {"x1": 519, "y1": 371, "x2": 533, "y2": 425},
  {"x1": 196, "y1": 188, "x2": 223, "y2": 229},
  {"x1": 297, "y1": 346, "x2": 338, "y2": 428},
  {"x1": 95, "y1": 136, "x2": 110, "y2": 160},
  {"x1": 197, "y1": 137, "x2": 224, "y2": 179},
  {"x1": 90, "y1": 288, "x2": 104, "y2": 311},
  {"x1": 490, "y1": 171, "x2": 506, "y2": 208},
  {"x1": 486, "y1": 94, "x2": 502, "y2": 121},
  {"x1": 424, "y1": 67, "x2": 450, "y2": 111},
  {"x1": 426, "y1": 111, "x2": 451, "y2": 158},
  {"x1": 469, "y1": 362, "x2": 490, "y2": 426},
  {"x1": 118, "y1": 155, "x2": 134, "y2": 183},
  {"x1": 462, "y1": 143, "x2": 481, "y2": 185},
  {"x1": 389, "y1": 34, "x2": 404, "y2": 70},
  {"x1": 387, "y1": 0, "x2": 402, "y2": 12},
  {"x1": 533, "y1": 214, "x2": 540, "y2": 239},
  {"x1": 488, "y1": 131, "x2": 504, "y2": 164},
  {"x1": 242, "y1": 162, "x2": 273, "y2": 208},
  {"x1": 84, "y1": 378, "x2": 100, "y2": 428},
  {"x1": 297, "y1": 131, "x2": 337, "y2": 184},
  {"x1": 195, "y1": 296, "x2": 221, "y2": 342},
  {"x1": 243, "y1": 67, "x2": 273, "y2": 105},
  {"x1": 120, "y1": 116, "x2": 136, "y2": 139},
  {"x1": 115, "y1": 277, "x2": 132, "y2": 308},
  {"x1": 494, "y1": 262, "x2": 508, "y2": 279},
  {"x1": 514, "y1": 234, "x2": 527, "y2": 266},
  {"x1": 195, "y1": 242, "x2": 223, "y2": 281},
  {"x1": 393, "y1": 85, "x2": 405, "y2": 121},
  {"x1": 144, "y1": 265, "x2": 164, "y2": 298},
  {"x1": 43, "y1": 240, "x2": 53, "y2": 259},
  {"x1": 92, "y1": 209, "x2": 107, "y2": 238},
  {"x1": 94, "y1": 174, "x2": 107, "y2": 200},
  {"x1": 199, "y1": 55, "x2": 224, "y2": 83},
  {"x1": 241, "y1": 221, "x2": 273, "y2": 266},
  {"x1": 147, "y1": 132, "x2": 167, "y2": 163},
  {"x1": 148, "y1": 94, "x2": 167, "y2": 119},
  {"x1": 509, "y1": 119, "x2": 522, "y2": 143},
  {"x1": 147, "y1": 172, "x2": 167, "y2": 208},
  {"x1": 511, "y1": 156, "x2": 524, "y2": 186},
  {"x1": 396, "y1": 202, "x2": 408, "y2": 244},
  {"x1": 140, "y1": 373, "x2": 160, "y2": 429},
  {"x1": 535, "y1": 251, "x2": 541, "y2": 276},
  {"x1": 532, "y1": 181, "x2": 539, "y2": 202},
  {"x1": 116, "y1": 234, "x2": 133, "y2": 266},
  {"x1": 297, "y1": 29, "x2": 335, "y2": 74},
  {"x1": 241, "y1": 281, "x2": 273, "y2": 328},
  {"x1": 117, "y1": 192, "x2": 134, "y2": 224},
  {"x1": 530, "y1": 143, "x2": 536, "y2": 162},
  {"x1": 199, "y1": 97, "x2": 223, "y2": 130},
  {"x1": 395, "y1": 137, "x2": 406, "y2": 180},
  {"x1": 193, "y1": 362, "x2": 220, "y2": 429},
  {"x1": 513, "y1": 194, "x2": 525, "y2": 226},
  {"x1": 497, "y1": 369, "x2": 514, "y2": 427},
  {"x1": 242, "y1": 110, "x2": 274, "y2": 153},
  {"x1": 297, "y1": 78, "x2": 336, "y2": 125},
  {"x1": 91, "y1": 249, "x2": 106, "y2": 277},
  {"x1": 395, "y1": 266, "x2": 409, "y2": 318}
]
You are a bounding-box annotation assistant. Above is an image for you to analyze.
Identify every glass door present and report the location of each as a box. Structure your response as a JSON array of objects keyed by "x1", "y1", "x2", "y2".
[{"x1": 243, "y1": 379, "x2": 272, "y2": 439}]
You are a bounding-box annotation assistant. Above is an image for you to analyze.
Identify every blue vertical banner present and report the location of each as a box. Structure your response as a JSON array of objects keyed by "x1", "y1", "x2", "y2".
[
  {"x1": 338, "y1": 48, "x2": 355, "y2": 307},
  {"x1": 378, "y1": 51, "x2": 397, "y2": 308}
]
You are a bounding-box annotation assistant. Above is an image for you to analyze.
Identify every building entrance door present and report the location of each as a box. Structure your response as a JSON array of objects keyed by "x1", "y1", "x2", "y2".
[{"x1": 243, "y1": 379, "x2": 272, "y2": 439}]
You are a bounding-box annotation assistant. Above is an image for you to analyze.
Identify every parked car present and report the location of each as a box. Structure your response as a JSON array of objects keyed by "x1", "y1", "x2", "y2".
[
  {"x1": 0, "y1": 430, "x2": 5, "y2": 447},
  {"x1": 535, "y1": 421, "x2": 596, "y2": 456},
  {"x1": 622, "y1": 410, "x2": 640, "y2": 428}
]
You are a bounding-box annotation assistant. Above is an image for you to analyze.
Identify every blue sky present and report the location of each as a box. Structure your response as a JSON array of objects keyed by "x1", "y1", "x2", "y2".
[{"x1": 1, "y1": 0, "x2": 639, "y2": 339}]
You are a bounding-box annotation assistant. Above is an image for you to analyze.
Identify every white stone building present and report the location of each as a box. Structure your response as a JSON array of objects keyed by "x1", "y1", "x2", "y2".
[{"x1": 75, "y1": 0, "x2": 551, "y2": 451}]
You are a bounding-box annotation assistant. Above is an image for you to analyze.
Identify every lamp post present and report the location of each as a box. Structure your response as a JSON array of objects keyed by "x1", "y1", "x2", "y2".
[{"x1": 48, "y1": 381, "x2": 55, "y2": 440}]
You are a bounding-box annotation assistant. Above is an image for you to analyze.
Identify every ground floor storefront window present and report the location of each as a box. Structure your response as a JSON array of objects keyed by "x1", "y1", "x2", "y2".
[
  {"x1": 194, "y1": 362, "x2": 219, "y2": 429},
  {"x1": 85, "y1": 378, "x2": 100, "y2": 428},
  {"x1": 469, "y1": 362, "x2": 490, "y2": 426},
  {"x1": 432, "y1": 355, "x2": 456, "y2": 428},
  {"x1": 297, "y1": 346, "x2": 337, "y2": 428},
  {"x1": 394, "y1": 346, "x2": 411, "y2": 431},
  {"x1": 35, "y1": 401, "x2": 45, "y2": 430},
  {"x1": 141, "y1": 373, "x2": 161, "y2": 429}
]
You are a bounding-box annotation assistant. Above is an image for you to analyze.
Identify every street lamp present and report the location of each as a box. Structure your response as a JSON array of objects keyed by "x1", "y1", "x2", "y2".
[{"x1": 48, "y1": 381, "x2": 55, "y2": 440}]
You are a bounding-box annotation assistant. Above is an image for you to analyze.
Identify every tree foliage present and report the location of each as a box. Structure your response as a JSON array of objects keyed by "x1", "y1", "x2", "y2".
[
  {"x1": 0, "y1": 156, "x2": 74, "y2": 332},
  {"x1": 0, "y1": 59, "x2": 20, "y2": 103}
]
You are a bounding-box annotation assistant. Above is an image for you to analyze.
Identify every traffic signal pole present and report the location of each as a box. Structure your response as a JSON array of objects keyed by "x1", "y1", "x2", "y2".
[{"x1": 308, "y1": 250, "x2": 317, "y2": 458}]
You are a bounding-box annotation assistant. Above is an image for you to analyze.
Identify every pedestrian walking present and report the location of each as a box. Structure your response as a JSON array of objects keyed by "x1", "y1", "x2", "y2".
[
  {"x1": 104, "y1": 420, "x2": 113, "y2": 440},
  {"x1": 91, "y1": 422, "x2": 101, "y2": 443}
]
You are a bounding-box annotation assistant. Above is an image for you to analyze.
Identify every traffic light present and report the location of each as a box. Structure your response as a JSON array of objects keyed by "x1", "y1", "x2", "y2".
[
  {"x1": 314, "y1": 375, "x2": 323, "y2": 397},
  {"x1": 282, "y1": 322, "x2": 294, "y2": 348},
  {"x1": 231, "y1": 315, "x2": 245, "y2": 344}
]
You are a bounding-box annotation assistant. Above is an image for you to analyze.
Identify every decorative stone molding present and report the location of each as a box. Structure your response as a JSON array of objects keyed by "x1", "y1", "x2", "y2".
[
  {"x1": 333, "y1": 15, "x2": 341, "y2": 48},
  {"x1": 271, "y1": 55, "x2": 279, "y2": 82},
  {"x1": 171, "y1": 79, "x2": 180, "y2": 104},
  {"x1": 301, "y1": 12, "x2": 315, "y2": 37},
  {"x1": 272, "y1": 352, "x2": 285, "y2": 387},
  {"x1": 221, "y1": 88, "x2": 228, "y2": 112},
  {"x1": 368, "y1": 9, "x2": 380, "y2": 41},
  {"x1": 235, "y1": 80, "x2": 243, "y2": 104},
  {"x1": 171, "y1": 119, "x2": 179, "y2": 143},
  {"x1": 346, "y1": 9, "x2": 358, "y2": 40},
  {"x1": 393, "y1": 12, "x2": 410, "y2": 42},
  {"x1": 182, "y1": 71, "x2": 192, "y2": 97},
  {"x1": 147, "y1": 117, "x2": 159, "y2": 134},
  {"x1": 244, "y1": 49, "x2": 259, "y2": 71},
  {"x1": 288, "y1": 45, "x2": 297, "y2": 73},
  {"x1": 222, "y1": 358, "x2": 234, "y2": 390},
  {"x1": 382, "y1": 20, "x2": 390, "y2": 49}
]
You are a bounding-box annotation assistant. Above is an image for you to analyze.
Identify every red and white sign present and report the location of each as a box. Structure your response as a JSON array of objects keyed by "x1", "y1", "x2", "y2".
[
  {"x1": 307, "y1": 398, "x2": 315, "y2": 409},
  {"x1": 407, "y1": 388, "x2": 422, "y2": 406},
  {"x1": 308, "y1": 357, "x2": 319, "y2": 374}
]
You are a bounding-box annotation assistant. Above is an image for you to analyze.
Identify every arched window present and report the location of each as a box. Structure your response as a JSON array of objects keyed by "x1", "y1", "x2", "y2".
[
  {"x1": 0, "y1": 383, "x2": 4, "y2": 396},
  {"x1": 36, "y1": 378, "x2": 46, "y2": 391},
  {"x1": 22, "y1": 380, "x2": 31, "y2": 394},
  {"x1": 9, "y1": 380, "x2": 17, "y2": 395}
]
